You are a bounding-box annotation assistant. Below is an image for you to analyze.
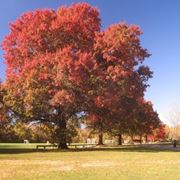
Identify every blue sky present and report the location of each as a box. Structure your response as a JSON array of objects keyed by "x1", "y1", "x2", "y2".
[{"x1": 0, "y1": 0, "x2": 180, "y2": 124}]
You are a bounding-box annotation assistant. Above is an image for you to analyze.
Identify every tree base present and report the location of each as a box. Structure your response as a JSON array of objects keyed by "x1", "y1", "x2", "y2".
[
  {"x1": 118, "y1": 134, "x2": 122, "y2": 145},
  {"x1": 58, "y1": 143, "x2": 68, "y2": 149},
  {"x1": 97, "y1": 143, "x2": 104, "y2": 145}
]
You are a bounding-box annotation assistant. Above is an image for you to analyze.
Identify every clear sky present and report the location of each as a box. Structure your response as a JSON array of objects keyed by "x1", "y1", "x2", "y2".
[{"x1": 0, "y1": 0, "x2": 180, "y2": 124}]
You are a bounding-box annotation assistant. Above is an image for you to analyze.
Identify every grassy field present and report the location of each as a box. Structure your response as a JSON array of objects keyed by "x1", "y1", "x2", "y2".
[{"x1": 0, "y1": 143, "x2": 180, "y2": 180}]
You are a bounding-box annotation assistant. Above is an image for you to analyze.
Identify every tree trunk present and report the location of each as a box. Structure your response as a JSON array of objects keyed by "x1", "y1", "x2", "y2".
[
  {"x1": 145, "y1": 135, "x2": 148, "y2": 143},
  {"x1": 139, "y1": 134, "x2": 142, "y2": 144},
  {"x1": 118, "y1": 134, "x2": 122, "y2": 145},
  {"x1": 56, "y1": 119, "x2": 68, "y2": 149},
  {"x1": 98, "y1": 127, "x2": 104, "y2": 145},
  {"x1": 130, "y1": 134, "x2": 134, "y2": 144}
]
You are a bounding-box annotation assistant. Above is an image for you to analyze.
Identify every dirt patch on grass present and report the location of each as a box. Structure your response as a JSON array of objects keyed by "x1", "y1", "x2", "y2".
[
  {"x1": 82, "y1": 160, "x2": 120, "y2": 168},
  {"x1": 0, "y1": 159, "x2": 120, "y2": 173}
]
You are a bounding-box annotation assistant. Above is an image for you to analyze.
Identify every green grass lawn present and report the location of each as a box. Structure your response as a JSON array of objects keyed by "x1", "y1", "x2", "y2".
[{"x1": 0, "y1": 143, "x2": 180, "y2": 180}]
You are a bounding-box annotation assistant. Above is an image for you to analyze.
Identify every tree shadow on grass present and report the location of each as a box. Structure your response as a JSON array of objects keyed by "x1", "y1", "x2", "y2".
[
  {"x1": 0, "y1": 148, "x2": 38, "y2": 154},
  {"x1": 0, "y1": 145, "x2": 179, "y2": 154}
]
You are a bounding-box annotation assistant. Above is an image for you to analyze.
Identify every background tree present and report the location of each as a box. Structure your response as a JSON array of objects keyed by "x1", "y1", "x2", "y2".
[
  {"x1": 0, "y1": 82, "x2": 17, "y2": 142},
  {"x1": 132, "y1": 99, "x2": 161, "y2": 143},
  {"x1": 153, "y1": 124, "x2": 166, "y2": 141},
  {"x1": 86, "y1": 23, "x2": 152, "y2": 145},
  {"x1": 167, "y1": 108, "x2": 180, "y2": 140}
]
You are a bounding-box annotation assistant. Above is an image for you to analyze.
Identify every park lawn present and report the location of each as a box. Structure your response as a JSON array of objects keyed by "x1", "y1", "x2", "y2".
[{"x1": 0, "y1": 144, "x2": 180, "y2": 180}]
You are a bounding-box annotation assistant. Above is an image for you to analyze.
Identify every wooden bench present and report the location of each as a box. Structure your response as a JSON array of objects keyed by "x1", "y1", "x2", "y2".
[
  {"x1": 36, "y1": 144, "x2": 57, "y2": 150},
  {"x1": 68, "y1": 144, "x2": 97, "y2": 149}
]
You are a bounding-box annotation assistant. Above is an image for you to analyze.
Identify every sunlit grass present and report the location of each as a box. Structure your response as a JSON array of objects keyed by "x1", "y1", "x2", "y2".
[{"x1": 0, "y1": 143, "x2": 179, "y2": 180}]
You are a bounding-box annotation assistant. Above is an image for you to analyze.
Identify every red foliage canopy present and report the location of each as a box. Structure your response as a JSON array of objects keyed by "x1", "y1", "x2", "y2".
[{"x1": 2, "y1": 3, "x2": 159, "y2": 147}]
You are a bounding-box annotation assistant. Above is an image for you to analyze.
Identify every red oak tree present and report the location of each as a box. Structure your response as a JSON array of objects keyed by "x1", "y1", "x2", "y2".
[
  {"x1": 129, "y1": 99, "x2": 161, "y2": 143},
  {"x1": 85, "y1": 23, "x2": 152, "y2": 144},
  {"x1": 2, "y1": 3, "x2": 100, "y2": 148},
  {"x1": 2, "y1": 3, "x2": 160, "y2": 148}
]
